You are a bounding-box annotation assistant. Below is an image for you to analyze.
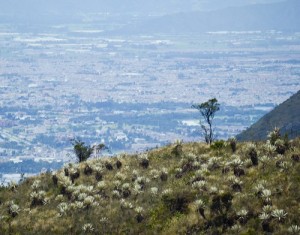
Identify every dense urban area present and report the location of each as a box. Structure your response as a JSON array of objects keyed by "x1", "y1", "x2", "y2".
[{"x1": 1, "y1": 21, "x2": 300, "y2": 183}]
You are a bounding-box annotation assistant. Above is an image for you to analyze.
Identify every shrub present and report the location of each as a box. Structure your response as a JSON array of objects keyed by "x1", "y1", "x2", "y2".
[
  {"x1": 275, "y1": 139, "x2": 286, "y2": 154},
  {"x1": 247, "y1": 144, "x2": 258, "y2": 166},
  {"x1": 139, "y1": 154, "x2": 149, "y2": 169},
  {"x1": 116, "y1": 160, "x2": 122, "y2": 169},
  {"x1": 52, "y1": 173, "x2": 58, "y2": 185},
  {"x1": 288, "y1": 225, "x2": 300, "y2": 234},
  {"x1": 228, "y1": 137, "x2": 237, "y2": 153},
  {"x1": 230, "y1": 178, "x2": 243, "y2": 192},
  {"x1": 72, "y1": 139, "x2": 94, "y2": 163},
  {"x1": 268, "y1": 127, "x2": 281, "y2": 145},
  {"x1": 160, "y1": 168, "x2": 168, "y2": 182},
  {"x1": 82, "y1": 164, "x2": 93, "y2": 175},
  {"x1": 69, "y1": 168, "x2": 80, "y2": 183},
  {"x1": 172, "y1": 140, "x2": 183, "y2": 157},
  {"x1": 259, "y1": 212, "x2": 273, "y2": 233},
  {"x1": 105, "y1": 162, "x2": 113, "y2": 171},
  {"x1": 82, "y1": 223, "x2": 94, "y2": 233},
  {"x1": 7, "y1": 201, "x2": 20, "y2": 218},
  {"x1": 122, "y1": 183, "x2": 131, "y2": 198},
  {"x1": 162, "y1": 191, "x2": 193, "y2": 214},
  {"x1": 210, "y1": 193, "x2": 233, "y2": 215},
  {"x1": 30, "y1": 191, "x2": 46, "y2": 207},
  {"x1": 233, "y1": 167, "x2": 245, "y2": 177},
  {"x1": 271, "y1": 209, "x2": 287, "y2": 223},
  {"x1": 291, "y1": 153, "x2": 300, "y2": 162},
  {"x1": 95, "y1": 172, "x2": 103, "y2": 182},
  {"x1": 135, "y1": 207, "x2": 145, "y2": 223},
  {"x1": 237, "y1": 209, "x2": 249, "y2": 225},
  {"x1": 210, "y1": 140, "x2": 225, "y2": 151},
  {"x1": 231, "y1": 158, "x2": 245, "y2": 177},
  {"x1": 194, "y1": 199, "x2": 206, "y2": 219},
  {"x1": 64, "y1": 167, "x2": 69, "y2": 177},
  {"x1": 57, "y1": 202, "x2": 69, "y2": 217}
]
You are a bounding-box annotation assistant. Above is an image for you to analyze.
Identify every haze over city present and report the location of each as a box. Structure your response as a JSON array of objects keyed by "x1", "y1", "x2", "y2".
[{"x1": 0, "y1": 0, "x2": 299, "y2": 183}]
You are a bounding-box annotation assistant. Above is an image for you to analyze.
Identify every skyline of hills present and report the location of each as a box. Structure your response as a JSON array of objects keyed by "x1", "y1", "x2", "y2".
[
  {"x1": 122, "y1": 0, "x2": 300, "y2": 34},
  {"x1": 0, "y1": 0, "x2": 288, "y2": 27}
]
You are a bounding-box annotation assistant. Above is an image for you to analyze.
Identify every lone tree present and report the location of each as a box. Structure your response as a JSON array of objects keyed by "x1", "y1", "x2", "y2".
[
  {"x1": 71, "y1": 139, "x2": 106, "y2": 162},
  {"x1": 192, "y1": 98, "x2": 220, "y2": 145}
]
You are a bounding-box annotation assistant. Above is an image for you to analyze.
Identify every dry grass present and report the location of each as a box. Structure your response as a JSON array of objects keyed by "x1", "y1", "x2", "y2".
[{"x1": 0, "y1": 138, "x2": 300, "y2": 234}]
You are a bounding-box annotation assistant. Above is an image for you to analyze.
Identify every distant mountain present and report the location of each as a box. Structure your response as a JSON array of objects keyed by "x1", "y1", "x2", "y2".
[
  {"x1": 122, "y1": 0, "x2": 300, "y2": 34},
  {"x1": 237, "y1": 90, "x2": 300, "y2": 141},
  {"x1": 0, "y1": 0, "x2": 284, "y2": 24}
]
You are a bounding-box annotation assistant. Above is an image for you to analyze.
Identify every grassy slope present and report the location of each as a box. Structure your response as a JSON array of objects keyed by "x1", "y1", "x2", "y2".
[
  {"x1": 237, "y1": 90, "x2": 300, "y2": 141},
  {"x1": 0, "y1": 139, "x2": 300, "y2": 235}
]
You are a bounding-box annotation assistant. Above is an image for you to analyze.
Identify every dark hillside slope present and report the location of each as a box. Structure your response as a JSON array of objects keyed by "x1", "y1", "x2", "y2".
[{"x1": 237, "y1": 90, "x2": 300, "y2": 141}]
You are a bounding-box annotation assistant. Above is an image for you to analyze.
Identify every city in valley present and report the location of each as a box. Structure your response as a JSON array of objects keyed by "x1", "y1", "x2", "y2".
[{"x1": 0, "y1": 21, "x2": 300, "y2": 182}]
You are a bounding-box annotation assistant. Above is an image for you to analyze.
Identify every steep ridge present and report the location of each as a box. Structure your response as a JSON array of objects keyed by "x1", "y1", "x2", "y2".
[{"x1": 237, "y1": 90, "x2": 300, "y2": 141}]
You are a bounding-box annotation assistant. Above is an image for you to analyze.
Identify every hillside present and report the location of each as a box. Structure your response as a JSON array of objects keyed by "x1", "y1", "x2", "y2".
[
  {"x1": 237, "y1": 90, "x2": 300, "y2": 141},
  {"x1": 0, "y1": 136, "x2": 300, "y2": 234},
  {"x1": 122, "y1": 0, "x2": 300, "y2": 34}
]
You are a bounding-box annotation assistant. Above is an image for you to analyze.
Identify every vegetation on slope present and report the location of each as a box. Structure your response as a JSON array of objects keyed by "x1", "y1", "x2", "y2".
[
  {"x1": 0, "y1": 135, "x2": 300, "y2": 234},
  {"x1": 237, "y1": 90, "x2": 300, "y2": 141}
]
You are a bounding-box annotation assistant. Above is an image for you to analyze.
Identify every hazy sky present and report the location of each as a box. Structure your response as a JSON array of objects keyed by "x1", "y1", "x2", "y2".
[
  {"x1": 0, "y1": 0, "x2": 285, "y2": 14},
  {"x1": 0, "y1": 0, "x2": 291, "y2": 27}
]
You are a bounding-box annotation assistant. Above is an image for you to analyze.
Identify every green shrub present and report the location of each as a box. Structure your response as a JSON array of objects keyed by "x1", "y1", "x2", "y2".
[{"x1": 210, "y1": 140, "x2": 225, "y2": 151}]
